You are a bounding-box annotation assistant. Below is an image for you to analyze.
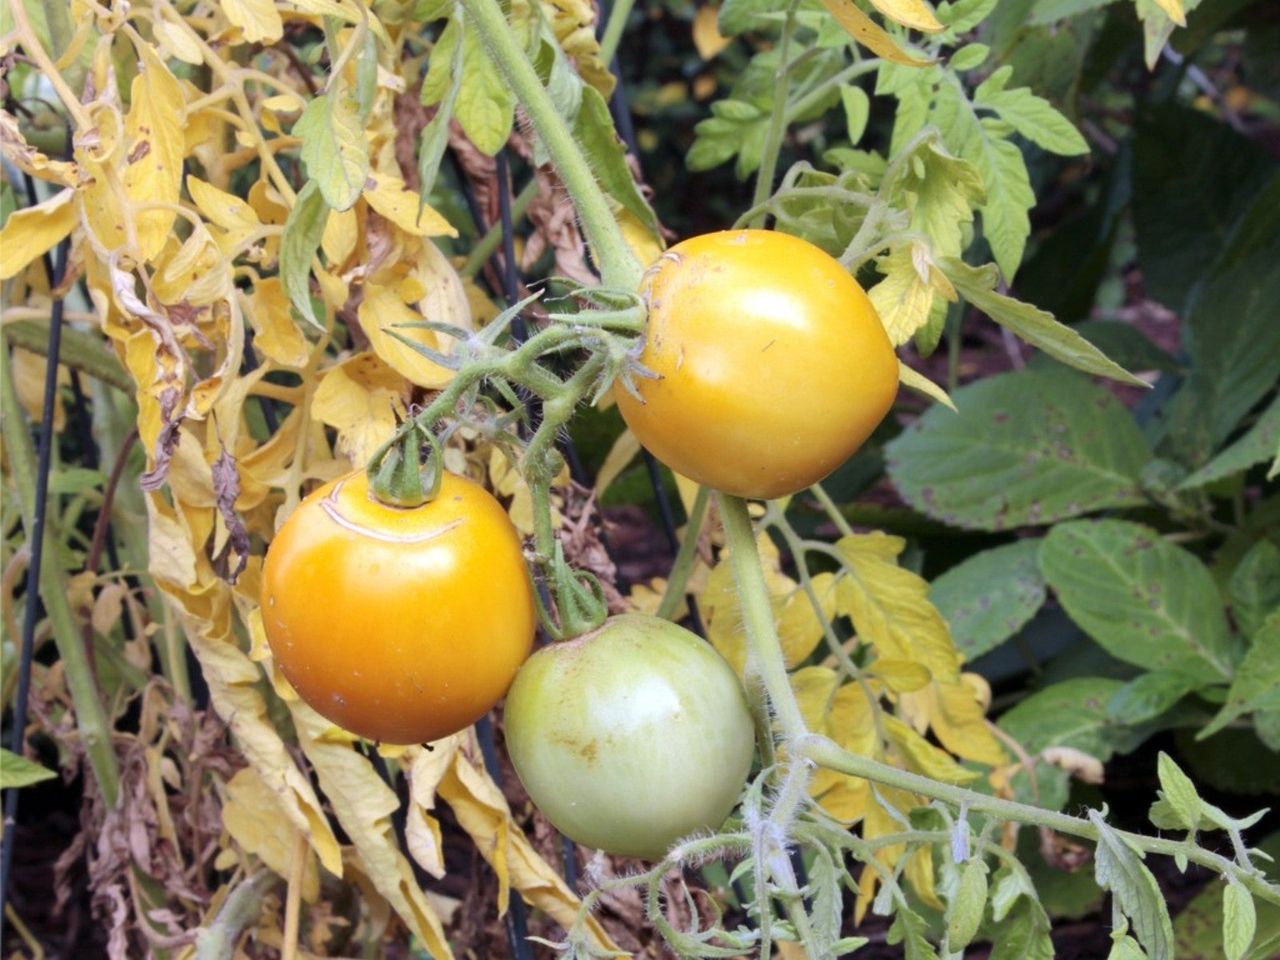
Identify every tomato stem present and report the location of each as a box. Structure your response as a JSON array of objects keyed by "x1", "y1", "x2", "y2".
[
  {"x1": 655, "y1": 484, "x2": 711, "y2": 622},
  {"x1": 457, "y1": 0, "x2": 644, "y2": 290}
]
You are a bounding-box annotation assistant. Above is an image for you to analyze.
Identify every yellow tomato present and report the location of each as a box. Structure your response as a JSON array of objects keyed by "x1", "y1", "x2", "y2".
[
  {"x1": 616, "y1": 230, "x2": 899, "y2": 499},
  {"x1": 260, "y1": 469, "x2": 535, "y2": 745}
]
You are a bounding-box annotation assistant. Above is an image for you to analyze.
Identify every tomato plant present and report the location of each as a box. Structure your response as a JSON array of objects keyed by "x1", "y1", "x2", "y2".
[
  {"x1": 503, "y1": 614, "x2": 755, "y2": 860},
  {"x1": 616, "y1": 230, "x2": 899, "y2": 500},
  {"x1": 261, "y1": 469, "x2": 535, "y2": 745}
]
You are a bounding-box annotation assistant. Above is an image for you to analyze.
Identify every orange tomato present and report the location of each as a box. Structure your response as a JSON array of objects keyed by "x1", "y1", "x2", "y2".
[
  {"x1": 260, "y1": 469, "x2": 535, "y2": 745},
  {"x1": 617, "y1": 230, "x2": 898, "y2": 499}
]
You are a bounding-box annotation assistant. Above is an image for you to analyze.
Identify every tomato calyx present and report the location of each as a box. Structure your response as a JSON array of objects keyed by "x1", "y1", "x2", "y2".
[
  {"x1": 366, "y1": 420, "x2": 444, "y2": 508},
  {"x1": 536, "y1": 540, "x2": 608, "y2": 640}
]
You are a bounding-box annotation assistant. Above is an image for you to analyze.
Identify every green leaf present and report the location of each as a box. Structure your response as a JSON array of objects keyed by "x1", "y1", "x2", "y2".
[
  {"x1": 1224, "y1": 882, "x2": 1258, "y2": 960},
  {"x1": 293, "y1": 90, "x2": 370, "y2": 211},
  {"x1": 893, "y1": 135, "x2": 984, "y2": 260},
  {"x1": 1069, "y1": 321, "x2": 1180, "y2": 375},
  {"x1": 988, "y1": 896, "x2": 1055, "y2": 960},
  {"x1": 973, "y1": 65, "x2": 1089, "y2": 155},
  {"x1": 1199, "y1": 611, "x2": 1280, "y2": 740},
  {"x1": 1229, "y1": 540, "x2": 1280, "y2": 640},
  {"x1": 840, "y1": 83, "x2": 870, "y2": 144},
  {"x1": 1039, "y1": 520, "x2": 1237, "y2": 681},
  {"x1": 456, "y1": 13, "x2": 514, "y2": 155},
  {"x1": 1174, "y1": 832, "x2": 1280, "y2": 960},
  {"x1": 946, "y1": 859, "x2": 988, "y2": 950},
  {"x1": 573, "y1": 86, "x2": 662, "y2": 241},
  {"x1": 0, "y1": 748, "x2": 57, "y2": 789},
  {"x1": 1132, "y1": 105, "x2": 1274, "y2": 312},
  {"x1": 1108, "y1": 930, "x2": 1151, "y2": 960},
  {"x1": 1135, "y1": 0, "x2": 1203, "y2": 69},
  {"x1": 1089, "y1": 812, "x2": 1175, "y2": 960},
  {"x1": 998, "y1": 677, "x2": 1127, "y2": 810},
  {"x1": 949, "y1": 42, "x2": 989, "y2": 70},
  {"x1": 929, "y1": 539, "x2": 1046, "y2": 661},
  {"x1": 420, "y1": 17, "x2": 461, "y2": 107},
  {"x1": 279, "y1": 180, "x2": 330, "y2": 330},
  {"x1": 1106, "y1": 672, "x2": 1200, "y2": 726},
  {"x1": 886, "y1": 370, "x2": 1151, "y2": 530},
  {"x1": 1154, "y1": 751, "x2": 1202, "y2": 831},
  {"x1": 1179, "y1": 395, "x2": 1280, "y2": 490},
  {"x1": 886, "y1": 905, "x2": 940, "y2": 960},
  {"x1": 943, "y1": 259, "x2": 1144, "y2": 384}
]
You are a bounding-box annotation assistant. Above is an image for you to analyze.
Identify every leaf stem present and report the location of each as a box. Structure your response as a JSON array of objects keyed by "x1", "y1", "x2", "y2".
[
  {"x1": 461, "y1": 178, "x2": 540, "y2": 280},
  {"x1": 458, "y1": 0, "x2": 643, "y2": 289},
  {"x1": 748, "y1": 0, "x2": 802, "y2": 227},
  {"x1": 598, "y1": 0, "x2": 636, "y2": 69},
  {"x1": 655, "y1": 484, "x2": 710, "y2": 621}
]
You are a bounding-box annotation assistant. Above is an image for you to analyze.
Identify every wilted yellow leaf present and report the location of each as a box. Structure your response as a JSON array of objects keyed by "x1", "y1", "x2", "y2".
[
  {"x1": 793, "y1": 668, "x2": 880, "y2": 821},
  {"x1": 703, "y1": 535, "x2": 797, "y2": 675},
  {"x1": 777, "y1": 572, "x2": 840, "y2": 667},
  {"x1": 882, "y1": 714, "x2": 980, "y2": 784},
  {"x1": 123, "y1": 43, "x2": 186, "y2": 261},
  {"x1": 360, "y1": 283, "x2": 459, "y2": 389},
  {"x1": 819, "y1": 0, "x2": 932, "y2": 66},
  {"x1": 900, "y1": 681, "x2": 1006, "y2": 766},
  {"x1": 868, "y1": 0, "x2": 943, "y2": 33},
  {"x1": 187, "y1": 175, "x2": 263, "y2": 255},
  {"x1": 321, "y1": 205, "x2": 359, "y2": 267},
  {"x1": 869, "y1": 243, "x2": 954, "y2": 346},
  {"x1": 0, "y1": 112, "x2": 77, "y2": 187},
  {"x1": 867, "y1": 657, "x2": 931, "y2": 693},
  {"x1": 364, "y1": 172, "x2": 457, "y2": 237},
  {"x1": 899, "y1": 361, "x2": 955, "y2": 411},
  {"x1": 221, "y1": 0, "x2": 285, "y2": 43},
  {"x1": 249, "y1": 279, "x2": 311, "y2": 368},
  {"x1": 692, "y1": 6, "x2": 732, "y2": 60},
  {"x1": 223, "y1": 768, "x2": 321, "y2": 902},
  {"x1": 311, "y1": 352, "x2": 407, "y2": 466},
  {"x1": 0, "y1": 188, "x2": 76, "y2": 281}
]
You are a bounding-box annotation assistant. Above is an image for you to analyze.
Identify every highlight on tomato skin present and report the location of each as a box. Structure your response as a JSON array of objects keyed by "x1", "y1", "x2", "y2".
[
  {"x1": 502, "y1": 614, "x2": 756, "y2": 861},
  {"x1": 260, "y1": 468, "x2": 536, "y2": 746},
  {"x1": 616, "y1": 229, "x2": 899, "y2": 501}
]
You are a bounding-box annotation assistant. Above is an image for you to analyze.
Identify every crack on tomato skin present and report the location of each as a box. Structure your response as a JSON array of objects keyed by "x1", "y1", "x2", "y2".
[{"x1": 317, "y1": 479, "x2": 466, "y2": 543}]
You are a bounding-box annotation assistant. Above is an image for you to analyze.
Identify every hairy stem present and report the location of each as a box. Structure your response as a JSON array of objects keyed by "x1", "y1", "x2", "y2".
[{"x1": 748, "y1": 0, "x2": 802, "y2": 227}]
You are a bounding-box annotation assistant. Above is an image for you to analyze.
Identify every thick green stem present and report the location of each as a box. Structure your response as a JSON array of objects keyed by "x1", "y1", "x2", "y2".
[
  {"x1": 748, "y1": 0, "x2": 801, "y2": 227},
  {"x1": 716, "y1": 494, "x2": 807, "y2": 741},
  {"x1": 458, "y1": 0, "x2": 643, "y2": 289},
  {"x1": 5, "y1": 320, "x2": 132, "y2": 392},
  {"x1": 655, "y1": 484, "x2": 710, "y2": 621},
  {"x1": 800, "y1": 735, "x2": 1280, "y2": 908},
  {"x1": 1, "y1": 331, "x2": 121, "y2": 807}
]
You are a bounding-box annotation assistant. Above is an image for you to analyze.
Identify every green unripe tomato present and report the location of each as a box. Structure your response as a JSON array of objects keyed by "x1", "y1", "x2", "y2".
[{"x1": 503, "y1": 614, "x2": 756, "y2": 860}]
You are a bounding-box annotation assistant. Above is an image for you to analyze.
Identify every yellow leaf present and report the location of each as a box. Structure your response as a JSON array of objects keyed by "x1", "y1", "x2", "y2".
[
  {"x1": 321, "y1": 205, "x2": 359, "y2": 267},
  {"x1": 438, "y1": 733, "x2": 621, "y2": 955},
  {"x1": 868, "y1": 0, "x2": 943, "y2": 33},
  {"x1": 0, "y1": 112, "x2": 77, "y2": 187},
  {"x1": 311, "y1": 352, "x2": 407, "y2": 466},
  {"x1": 854, "y1": 785, "x2": 920, "y2": 921},
  {"x1": 819, "y1": 0, "x2": 933, "y2": 66},
  {"x1": 291, "y1": 702, "x2": 454, "y2": 959},
  {"x1": 403, "y1": 739, "x2": 463, "y2": 879},
  {"x1": 617, "y1": 207, "x2": 664, "y2": 271},
  {"x1": 363, "y1": 172, "x2": 458, "y2": 238},
  {"x1": 902, "y1": 681, "x2": 1006, "y2": 766},
  {"x1": 248, "y1": 279, "x2": 310, "y2": 368},
  {"x1": 835, "y1": 532, "x2": 960, "y2": 681},
  {"x1": 692, "y1": 6, "x2": 732, "y2": 61},
  {"x1": 882, "y1": 714, "x2": 980, "y2": 783},
  {"x1": 221, "y1": 0, "x2": 284, "y2": 43},
  {"x1": 869, "y1": 243, "x2": 943, "y2": 346},
  {"x1": 187, "y1": 175, "x2": 262, "y2": 255},
  {"x1": 777, "y1": 572, "x2": 840, "y2": 668},
  {"x1": 898, "y1": 361, "x2": 955, "y2": 411},
  {"x1": 703, "y1": 535, "x2": 797, "y2": 675},
  {"x1": 594, "y1": 428, "x2": 641, "y2": 497},
  {"x1": 122, "y1": 43, "x2": 186, "y2": 261},
  {"x1": 360, "y1": 282, "x2": 459, "y2": 390},
  {"x1": 868, "y1": 657, "x2": 931, "y2": 693},
  {"x1": 1152, "y1": 0, "x2": 1187, "y2": 26},
  {"x1": 0, "y1": 187, "x2": 76, "y2": 280},
  {"x1": 154, "y1": 18, "x2": 204, "y2": 64},
  {"x1": 152, "y1": 221, "x2": 232, "y2": 306},
  {"x1": 223, "y1": 768, "x2": 320, "y2": 902},
  {"x1": 793, "y1": 668, "x2": 880, "y2": 820}
]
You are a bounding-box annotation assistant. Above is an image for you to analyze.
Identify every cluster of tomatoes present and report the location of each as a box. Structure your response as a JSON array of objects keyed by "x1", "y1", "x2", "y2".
[{"x1": 261, "y1": 230, "x2": 898, "y2": 858}]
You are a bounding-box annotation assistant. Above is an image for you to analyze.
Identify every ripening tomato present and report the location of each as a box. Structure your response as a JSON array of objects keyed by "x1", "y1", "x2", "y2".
[
  {"x1": 503, "y1": 614, "x2": 755, "y2": 860},
  {"x1": 260, "y1": 469, "x2": 535, "y2": 745},
  {"x1": 616, "y1": 230, "x2": 899, "y2": 500}
]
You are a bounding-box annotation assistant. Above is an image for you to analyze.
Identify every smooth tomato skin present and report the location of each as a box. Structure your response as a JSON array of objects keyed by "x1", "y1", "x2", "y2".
[
  {"x1": 260, "y1": 469, "x2": 535, "y2": 745},
  {"x1": 616, "y1": 230, "x2": 899, "y2": 500},
  {"x1": 503, "y1": 614, "x2": 755, "y2": 860}
]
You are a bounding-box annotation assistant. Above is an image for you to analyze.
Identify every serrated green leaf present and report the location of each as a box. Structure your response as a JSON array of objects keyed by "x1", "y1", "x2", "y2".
[
  {"x1": 456, "y1": 13, "x2": 514, "y2": 155},
  {"x1": 293, "y1": 90, "x2": 370, "y2": 211},
  {"x1": 279, "y1": 180, "x2": 330, "y2": 330},
  {"x1": 573, "y1": 85, "x2": 662, "y2": 241},
  {"x1": 420, "y1": 17, "x2": 461, "y2": 106},
  {"x1": 1200, "y1": 611, "x2": 1280, "y2": 740},
  {"x1": 1230, "y1": 540, "x2": 1280, "y2": 640},
  {"x1": 988, "y1": 896, "x2": 1055, "y2": 960},
  {"x1": 0, "y1": 748, "x2": 57, "y2": 788},
  {"x1": 943, "y1": 258, "x2": 1144, "y2": 383},
  {"x1": 1175, "y1": 831, "x2": 1280, "y2": 960},
  {"x1": 1108, "y1": 931, "x2": 1151, "y2": 960},
  {"x1": 937, "y1": 0, "x2": 999, "y2": 32},
  {"x1": 1155, "y1": 752, "x2": 1203, "y2": 831},
  {"x1": 946, "y1": 859, "x2": 988, "y2": 949},
  {"x1": 1225, "y1": 882, "x2": 1258, "y2": 960},
  {"x1": 886, "y1": 370, "x2": 1151, "y2": 530},
  {"x1": 950, "y1": 42, "x2": 989, "y2": 70},
  {"x1": 1040, "y1": 520, "x2": 1237, "y2": 681},
  {"x1": 929, "y1": 539, "x2": 1045, "y2": 661},
  {"x1": 1180, "y1": 395, "x2": 1280, "y2": 490},
  {"x1": 887, "y1": 905, "x2": 940, "y2": 960},
  {"x1": 974, "y1": 67, "x2": 1088, "y2": 155},
  {"x1": 998, "y1": 677, "x2": 1127, "y2": 810},
  {"x1": 1107, "y1": 672, "x2": 1200, "y2": 726},
  {"x1": 1090, "y1": 813, "x2": 1175, "y2": 960},
  {"x1": 893, "y1": 136, "x2": 984, "y2": 260}
]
